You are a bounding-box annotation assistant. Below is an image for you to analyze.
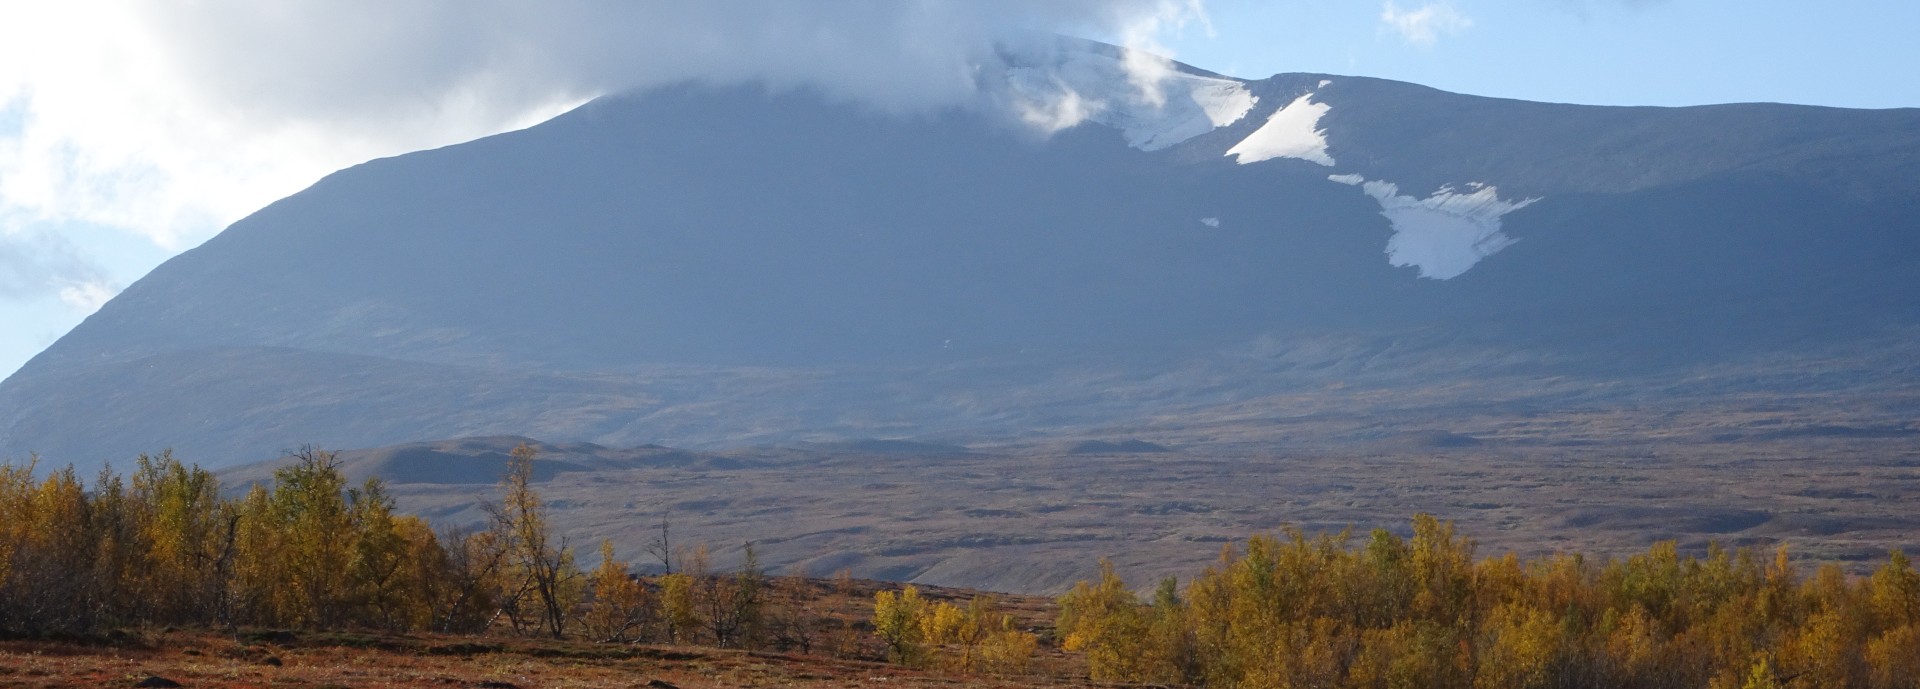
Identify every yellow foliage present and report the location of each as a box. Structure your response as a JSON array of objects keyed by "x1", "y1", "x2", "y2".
[
  {"x1": 490, "y1": 443, "x2": 581, "y2": 639},
  {"x1": 1602, "y1": 604, "x2": 1666, "y2": 685},
  {"x1": 872, "y1": 585, "x2": 927, "y2": 664},
  {"x1": 910, "y1": 595, "x2": 1020, "y2": 672},
  {"x1": 921, "y1": 600, "x2": 967, "y2": 648},
  {"x1": 1348, "y1": 619, "x2": 1468, "y2": 689},
  {"x1": 0, "y1": 459, "x2": 34, "y2": 594},
  {"x1": 583, "y1": 540, "x2": 649, "y2": 642},
  {"x1": 1865, "y1": 624, "x2": 1920, "y2": 689},
  {"x1": 660, "y1": 572, "x2": 699, "y2": 644},
  {"x1": 1056, "y1": 559, "x2": 1152, "y2": 681},
  {"x1": 1051, "y1": 514, "x2": 1920, "y2": 689},
  {"x1": 978, "y1": 626, "x2": 1039, "y2": 675},
  {"x1": 1474, "y1": 603, "x2": 1561, "y2": 689},
  {"x1": 1738, "y1": 653, "x2": 1782, "y2": 689},
  {"x1": 1870, "y1": 551, "x2": 1920, "y2": 629},
  {"x1": 1780, "y1": 608, "x2": 1865, "y2": 687}
]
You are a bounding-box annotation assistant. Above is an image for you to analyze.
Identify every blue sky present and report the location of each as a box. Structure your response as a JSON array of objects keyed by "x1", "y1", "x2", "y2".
[
  {"x1": 1173, "y1": 0, "x2": 1920, "y2": 109},
  {"x1": 0, "y1": 0, "x2": 1914, "y2": 380}
]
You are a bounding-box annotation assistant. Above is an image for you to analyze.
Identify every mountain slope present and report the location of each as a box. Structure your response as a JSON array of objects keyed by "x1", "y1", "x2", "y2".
[{"x1": 3, "y1": 41, "x2": 1917, "y2": 471}]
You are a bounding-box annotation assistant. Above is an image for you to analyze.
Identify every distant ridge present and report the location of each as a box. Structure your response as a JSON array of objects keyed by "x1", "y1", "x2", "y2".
[
  {"x1": 217, "y1": 436, "x2": 736, "y2": 490},
  {"x1": 1064, "y1": 439, "x2": 1172, "y2": 454}
]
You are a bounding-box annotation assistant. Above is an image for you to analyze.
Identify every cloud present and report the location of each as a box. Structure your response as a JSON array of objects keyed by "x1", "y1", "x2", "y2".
[
  {"x1": 0, "y1": 0, "x2": 1206, "y2": 263},
  {"x1": 1015, "y1": 79, "x2": 1099, "y2": 134},
  {"x1": 56, "y1": 280, "x2": 117, "y2": 312},
  {"x1": 1380, "y1": 1, "x2": 1473, "y2": 47},
  {"x1": 1112, "y1": 0, "x2": 1213, "y2": 108},
  {"x1": 0, "y1": 227, "x2": 115, "y2": 311}
]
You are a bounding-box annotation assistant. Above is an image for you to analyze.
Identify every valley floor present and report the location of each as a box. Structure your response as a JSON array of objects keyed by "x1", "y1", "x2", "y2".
[{"x1": 389, "y1": 428, "x2": 1920, "y2": 595}]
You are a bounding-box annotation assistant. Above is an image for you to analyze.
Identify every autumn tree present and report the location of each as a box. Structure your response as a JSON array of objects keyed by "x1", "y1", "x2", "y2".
[
  {"x1": 16, "y1": 466, "x2": 98, "y2": 633},
  {"x1": 660, "y1": 571, "x2": 700, "y2": 644},
  {"x1": 1474, "y1": 603, "x2": 1564, "y2": 689},
  {"x1": 1142, "y1": 577, "x2": 1199, "y2": 684},
  {"x1": 1864, "y1": 623, "x2": 1920, "y2": 689},
  {"x1": 434, "y1": 525, "x2": 507, "y2": 633},
  {"x1": 385, "y1": 514, "x2": 449, "y2": 630},
  {"x1": 1869, "y1": 551, "x2": 1920, "y2": 629},
  {"x1": 242, "y1": 447, "x2": 357, "y2": 627},
  {"x1": 1056, "y1": 559, "x2": 1153, "y2": 681},
  {"x1": 225, "y1": 448, "x2": 448, "y2": 630},
  {"x1": 583, "y1": 540, "x2": 649, "y2": 642},
  {"x1": 873, "y1": 585, "x2": 929, "y2": 665},
  {"x1": 130, "y1": 452, "x2": 238, "y2": 626},
  {"x1": 488, "y1": 443, "x2": 581, "y2": 638},
  {"x1": 1047, "y1": 515, "x2": 1920, "y2": 688},
  {"x1": 977, "y1": 618, "x2": 1040, "y2": 675},
  {"x1": 703, "y1": 543, "x2": 765, "y2": 648},
  {"x1": 769, "y1": 577, "x2": 823, "y2": 654},
  {"x1": 0, "y1": 459, "x2": 25, "y2": 627},
  {"x1": 921, "y1": 594, "x2": 1036, "y2": 674},
  {"x1": 344, "y1": 477, "x2": 422, "y2": 629}
]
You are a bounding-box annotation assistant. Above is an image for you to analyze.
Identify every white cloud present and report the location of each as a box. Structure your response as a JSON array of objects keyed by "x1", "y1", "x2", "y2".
[
  {"x1": 1001, "y1": 42, "x2": 1255, "y2": 151},
  {"x1": 56, "y1": 280, "x2": 117, "y2": 312},
  {"x1": 1380, "y1": 1, "x2": 1473, "y2": 47},
  {"x1": 0, "y1": 0, "x2": 1208, "y2": 274},
  {"x1": 0, "y1": 226, "x2": 113, "y2": 311},
  {"x1": 1112, "y1": 0, "x2": 1213, "y2": 108},
  {"x1": 1016, "y1": 79, "x2": 1099, "y2": 133}
]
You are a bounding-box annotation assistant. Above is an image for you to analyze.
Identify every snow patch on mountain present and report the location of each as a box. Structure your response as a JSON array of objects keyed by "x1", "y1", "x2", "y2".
[
  {"x1": 1226, "y1": 92, "x2": 1334, "y2": 166},
  {"x1": 1004, "y1": 43, "x2": 1255, "y2": 151},
  {"x1": 1330, "y1": 175, "x2": 1539, "y2": 279}
]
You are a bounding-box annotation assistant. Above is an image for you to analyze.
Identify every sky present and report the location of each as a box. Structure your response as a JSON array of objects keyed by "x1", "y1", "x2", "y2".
[{"x1": 0, "y1": 0, "x2": 1915, "y2": 380}]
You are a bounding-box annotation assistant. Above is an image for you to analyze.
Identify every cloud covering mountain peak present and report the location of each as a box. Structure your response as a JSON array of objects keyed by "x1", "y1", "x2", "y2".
[{"x1": 0, "y1": 1, "x2": 1209, "y2": 259}]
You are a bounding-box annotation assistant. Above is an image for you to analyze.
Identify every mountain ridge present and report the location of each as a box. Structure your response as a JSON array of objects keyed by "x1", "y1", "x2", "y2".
[{"x1": 3, "y1": 40, "x2": 1916, "y2": 472}]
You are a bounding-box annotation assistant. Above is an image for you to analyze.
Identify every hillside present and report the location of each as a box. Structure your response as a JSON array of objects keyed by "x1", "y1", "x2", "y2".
[{"x1": 0, "y1": 38, "x2": 1916, "y2": 472}]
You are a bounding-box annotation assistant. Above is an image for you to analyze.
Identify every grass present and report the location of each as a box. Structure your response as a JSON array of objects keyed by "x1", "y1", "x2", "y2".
[
  {"x1": 0, "y1": 628, "x2": 1103, "y2": 689},
  {"x1": 0, "y1": 579, "x2": 1097, "y2": 689}
]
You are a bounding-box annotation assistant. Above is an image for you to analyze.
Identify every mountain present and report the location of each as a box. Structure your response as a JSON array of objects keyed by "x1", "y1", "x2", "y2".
[
  {"x1": 215, "y1": 436, "x2": 745, "y2": 490},
  {"x1": 3, "y1": 38, "x2": 1917, "y2": 473}
]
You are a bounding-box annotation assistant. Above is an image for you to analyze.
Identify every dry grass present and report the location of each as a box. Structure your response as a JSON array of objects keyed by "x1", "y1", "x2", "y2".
[
  {"x1": 0, "y1": 580, "x2": 1094, "y2": 689},
  {"x1": 0, "y1": 633, "x2": 1032, "y2": 688}
]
